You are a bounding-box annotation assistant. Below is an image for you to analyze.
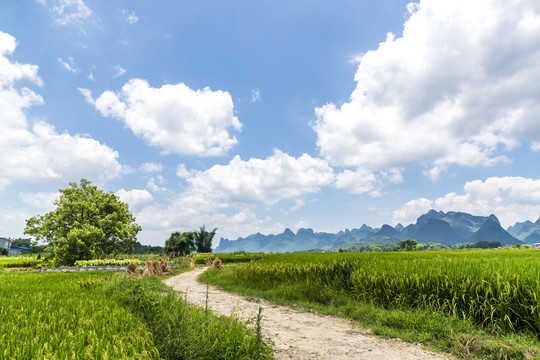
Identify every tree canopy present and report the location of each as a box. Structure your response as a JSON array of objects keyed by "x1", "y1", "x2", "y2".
[
  {"x1": 195, "y1": 225, "x2": 216, "y2": 253},
  {"x1": 24, "y1": 179, "x2": 141, "y2": 265},
  {"x1": 164, "y1": 231, "x2": 195, "y2": 256}
]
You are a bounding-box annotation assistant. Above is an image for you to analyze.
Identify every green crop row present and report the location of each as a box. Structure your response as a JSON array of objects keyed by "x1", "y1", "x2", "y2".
[
  {"x1": 190, "y1": 252, "x2": 266, "y2": 264},
  {"x1": 74, "y1": 258, "x2": 146, "y2": 267},
  {"x1": 74, "y1": 258, "x2": 185, "y2": 267},
  {"x1": 0, "y1": 271, "x2": 160, "y2": 359},
  {"x1": 232, "y1": 249, "x2": 540, "y2": 337},
  {"x1": 0, "y1": 259, "x2": 43, "y2": 268}
]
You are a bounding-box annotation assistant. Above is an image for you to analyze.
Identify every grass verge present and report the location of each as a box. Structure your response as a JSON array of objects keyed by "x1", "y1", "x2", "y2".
[
  {"x1": 200, "y1": 265, "x2": 540, "y2": 360},
  {"x1": 104, "y1": 269, "x2": 274, "y2": 360}
]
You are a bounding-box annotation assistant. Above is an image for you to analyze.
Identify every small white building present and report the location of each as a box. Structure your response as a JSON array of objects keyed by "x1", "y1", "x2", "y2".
[
  {"x1": 0, "y1": 237, "x2": 11, "y2": 251},
  {"x1": 531, "y1": 243, "x2": 540, "y2": 249}
]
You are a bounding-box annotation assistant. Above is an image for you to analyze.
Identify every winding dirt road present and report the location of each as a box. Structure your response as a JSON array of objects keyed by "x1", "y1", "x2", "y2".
[{"x1": 164, "y1": 267, "x2": 452, "y2": 360}]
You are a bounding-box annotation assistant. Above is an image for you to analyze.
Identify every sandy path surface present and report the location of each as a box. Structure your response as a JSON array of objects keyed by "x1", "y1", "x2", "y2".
[{"x1": 164, "y1": 267, "x2": 452, "y2": 360}]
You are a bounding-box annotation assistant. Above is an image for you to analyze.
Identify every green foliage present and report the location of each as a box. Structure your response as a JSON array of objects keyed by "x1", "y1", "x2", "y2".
[
  {"x1": 195, "y1": 225, "x2": 216, "y2": 253},
  {"x1": 230, "y1": 250, "x2": 540, "y2": 337},
  {"x1": 24, "y1": 179, "x2": 141, "y2": 266},
  {"x1": 453, "y1": 241, "x2": 501, "y2": 249},
  {"x1": 11, "y1": 238, "x2": 31, "y2": 248},
  {"x1": 130, "y1": 241, "x2": 163, "y2": 254},
  {"x1": 104, "y1": 273, "x2": 274, "y2": 359},
  {"x1": 190, "y1": 252, "x2": 264, "y2": 264},
  {"x1": 164, "y1": 231, "x2": 195, "y2": 256},
  {"x1": 0, "y1": 271, "x2": 160, "y2": 359},
  {"x1": 75, "y1": 258, "x2": 145, "y2": 267},
  {"x1": 204, "y1": 251, "x2": 540, "y2": 359},
  {"x1": 395, "y1": 239, "x2": 418, "y2": 251},
  {"x1": 0, "y1": 248, "x2": 7, "y2": 256},
  {"x1": 0, "y1": 259, "x2": 43, "y2": 268}
]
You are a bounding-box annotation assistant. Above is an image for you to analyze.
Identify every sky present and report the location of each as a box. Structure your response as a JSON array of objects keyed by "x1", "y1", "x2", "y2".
[{"x1": 1, "y1": 0, "x2": 540, "y2": 247}]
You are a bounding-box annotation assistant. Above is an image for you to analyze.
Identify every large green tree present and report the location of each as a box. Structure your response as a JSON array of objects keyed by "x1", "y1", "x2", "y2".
[
  {"x1": 194, "y1": 225, "x2": 216, "y2": 253},
  {"x1": 24, "y1": 179, "x2": 141, "y2": 265},
  {"x1": 164, "y1": 231, "x2": 195, "y2": 257}
]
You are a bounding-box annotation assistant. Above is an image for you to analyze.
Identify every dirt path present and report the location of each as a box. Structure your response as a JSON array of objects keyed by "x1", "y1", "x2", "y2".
[{"x1": 164, "y1": 267, "x2": 452, "y2": 360}]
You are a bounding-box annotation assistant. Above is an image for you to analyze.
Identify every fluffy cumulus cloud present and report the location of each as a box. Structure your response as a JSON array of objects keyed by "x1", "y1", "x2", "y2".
[
  {"x1": 83, "y1": 79, "x2": 241, "y2": 156},
  {"x1": 0, "y1": 31, "x2": 123, "y2": 191},
  {"x1": 393, "y1": 177, "x2": 540, "y2": 227},
  {"x1": 134, "y1": 150, "x2": 334, "y2": 244},
  {"x1": 19, "y1": 191, "x2": 59, "y2": 210},
  {"x1": 392, "y1": 198, "x2": 434, "y2": 225},
  {"x1": 115, "y1": 189, "x2": 153, "y2": 212},
  {"x1": 314, "y1": 0, "x2": 540, "y2": 179},
  {"x1": 186, "y1": 150, "x2": 334, "y2": 205}
]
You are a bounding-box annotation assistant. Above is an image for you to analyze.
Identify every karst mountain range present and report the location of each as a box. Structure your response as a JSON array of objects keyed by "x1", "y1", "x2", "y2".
[{"x1": 216, "y1": 210, "x2": 540, "y2": 253}]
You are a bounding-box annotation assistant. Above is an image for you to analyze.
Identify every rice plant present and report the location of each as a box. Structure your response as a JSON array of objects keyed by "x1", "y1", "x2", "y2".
[
  {"x1": 0, "y1": 271, "x2": 160, "y2": 359},
  {"x1": 232, "y1": 249, "x2": 540, "y2": 337}
]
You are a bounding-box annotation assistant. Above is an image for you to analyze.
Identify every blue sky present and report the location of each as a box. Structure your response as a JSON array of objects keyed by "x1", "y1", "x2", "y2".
[{"x1": 2, "y1": 0, "x2": 540, "y2": 246}]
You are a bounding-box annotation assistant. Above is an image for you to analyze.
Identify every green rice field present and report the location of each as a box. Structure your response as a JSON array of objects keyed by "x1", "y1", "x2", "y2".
[
  {"x1": 0, "y1": 269, "x2": 273, "y2": 360},
  {"x1": 203, "y1": 249, "x2": 540, "y2": 359}
]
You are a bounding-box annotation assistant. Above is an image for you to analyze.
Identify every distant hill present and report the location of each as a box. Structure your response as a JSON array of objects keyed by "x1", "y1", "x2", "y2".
[
  {"x1": 469, "y1": 219, "x2": 522, "y2": 246},
  {"x1": 215, "y1": 210, "x2": 528, "y2": 252},
  {"x1": 415, "y1": 210, "x2": 495, "y2": 238},
  {"x1": 332, "y1": 225, "x2": 376, "y2": 247},
  {"x1": 508, "y1": 217, "x2": 540, "y2": 244},
  {"x1": 215, "y1": 228, "x2": 336, "y2": 253},
  {"x1": 409, "y1": 218, "x2": 465, "y2": 245},
  {"x1": 373, "y1": 224, "x2": 401, "y2": 239}
]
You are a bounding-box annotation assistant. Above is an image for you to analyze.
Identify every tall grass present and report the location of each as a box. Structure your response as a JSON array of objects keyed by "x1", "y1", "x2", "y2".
[
  {"x1": 104, "y1": 273, "x2": 274, "y2": 360},
  {"x1": 233, "y1": 249, "x2": 540, "y2": 336},
  {"x1": 0, "y1": 269, "x2": 273, "y2": 360},
  {"x1": 0, "y1": 271, "x2": 160, "y2": 359}
]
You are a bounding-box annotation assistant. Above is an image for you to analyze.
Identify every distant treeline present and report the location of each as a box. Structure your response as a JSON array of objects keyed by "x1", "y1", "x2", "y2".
[
  {"x1": 338, "y1": 240, "x2": 503, "y2": 253},
  {"x1": 129, "y1": 241, "x2": 163, "y2": 254}
]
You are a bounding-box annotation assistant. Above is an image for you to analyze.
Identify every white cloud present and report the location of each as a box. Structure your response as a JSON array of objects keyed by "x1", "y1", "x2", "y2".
[
  {"x1": 187, "y1": 150, "x2": 334, "y2": 205},
  {"x1": 38, "y1": 0, "x2": 92, "y2": 26},
  {"x1": 91, "y1": 78, "x2": 241, "y2": 156},
  {"x1": 393, "y1": 198, "x2": 433, "y2": 225},
  {"x1": 121, "y1": 9, "x2": 139, "y2": 24},
  {"x1": 335, "y1": 169, "x2": 378, "y2": 195},
  {"x1": 0, "y1": 31, "x2": 123, "y2": 190},
  {"x1": 112, "y1": 64, "x2": 126, "y2": 78},
  {"x1": 140, "y1": 162, "x2": 163, "y2": 173},
  {"x1": 115, "y1": 189, "x2": 153, "y2": 212},
  {"x1": 134, "y1": 150, "x2": 334, "y2": 244},
  {"x1": 146, "y1": 178, "x2": 167, "y2": 193},
  {"x1": 393, "y1": 177, "x2": 540, "y2": 228},
  {"x1": 19, "y1": 191, "x2": 59, "y2": 210},
  {"x1": 58, "y1": 56, "x2": 79, "y2": 73},
  {"x1": 290, "y1": 199, "x2": 305, "y2": 212},
  {"x1": 250, "y1": 88, "x2": 261, "y2": 103},
  {"x1": 0, "y1": 207, "x2": 32, "y2": 239},
  {"x1": 176, "y1": 164, "x2": 192, "y2": 178},
  {"x1": 314, "y1": 0, "x2": 540, "y2": 180},
  {"x1": 78, "y1": 87, "x2": 93, "y2": 103}
]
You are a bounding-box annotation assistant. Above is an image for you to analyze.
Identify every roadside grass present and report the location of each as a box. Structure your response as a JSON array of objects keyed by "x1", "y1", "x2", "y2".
[
  {"x1": 201, "y1": 265, "x2": 540, "y2": 360},
  {"x1": 103, "y1": 268, "x2": 275, "y2": 360}
]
